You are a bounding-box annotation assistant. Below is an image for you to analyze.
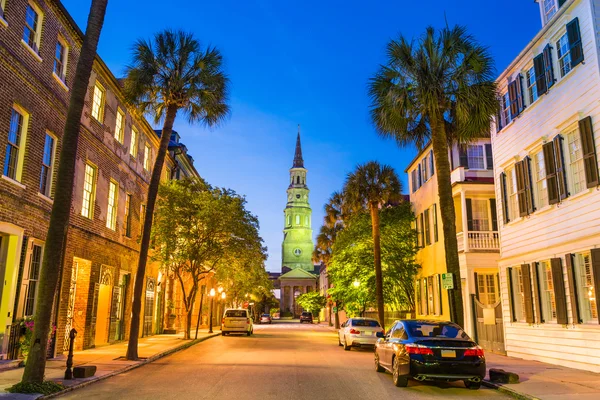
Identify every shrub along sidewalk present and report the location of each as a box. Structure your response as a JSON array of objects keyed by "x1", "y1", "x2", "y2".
[{"x1": 0, "y1": 330, "x2": 220, "y2": 399}]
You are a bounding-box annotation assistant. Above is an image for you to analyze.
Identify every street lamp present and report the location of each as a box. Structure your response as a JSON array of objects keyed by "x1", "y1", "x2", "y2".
[
  {"x1": 208, "y1": 288, "x2": 216, "y2": 333},
  {"x1": 353, "y1": 280, "x2": 360, "y2": 288}
]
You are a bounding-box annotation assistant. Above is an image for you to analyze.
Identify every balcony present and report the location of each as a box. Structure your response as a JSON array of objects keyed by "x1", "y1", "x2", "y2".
[{"x1": 457, "y1": 231, "x2": 499, "y2": 252}]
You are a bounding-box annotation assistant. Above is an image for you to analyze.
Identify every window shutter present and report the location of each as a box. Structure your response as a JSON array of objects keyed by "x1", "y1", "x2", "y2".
[
  {"x1": 429, "y1": 150, "x2": 435, "y2": 176},
  {"x1": 553, "y1": 135, "x2": 569, "y2": 200},
  {"x1": 485, "y1": 144, "x2": 493, "y2": 170},
  {"x1": 416, "y1": 279, "x2": 422, "y2": 315},
  {"x1": 543, "y1": 44, "x2": 555, "y2": 90},
  {"x1": 515, "y1": 160, "x2": 528, "y2": 217},
  {"x1": 578, "y1": 116, "x2": 599, "y2": 188},
  {"x1": 507, "y1": 267, "x2": 516, "y2": 322},
  {"x1": 567, "y1": 18, "x2": 584, "y2": 68},
  {"x1": 418, "y1": 164, "x2": 422, "y2": 187},
  {"x1": 433, "y1": 204, "x2": 439, "y2": 242},
  {"x1": 533, "y1": 53, "x2": 547, "y2": 96},
  {"x1": 419, "y1": 213, "x2": 425, "y2": 248},
  {"x1": 516, "y1": 74, "x2": 525, "y2": 112},
  {"x1": 424, "y1": 209, "x2": 431, "y2": 246},
  {"x1": 459, "y1": 146, "x2": 468, "y2": 168},
  {"x1": 565, "y1": 254, "x2": 581, "y2": 324},
  {"x1": 590, "y1": 248, "x2": 600, "y2": 324},
  {"x1": 499, "y1": 172, "x2": 510, "y2": 224},
  {"x1": 523, "y1": 156, "x2": 536, "y2": 213},
  {"x1": 543, "y1": 142, "x2": 559, "y2": 204},
  {"x1": 521, "y1": 264, "x2": 535, "y2": 324},
  {"x1": 437, "y1": 274, "x2": 443, "y2": 315},
  {"x1": 466, "y1": 198, "x2": 473, "y2": 231},
  {"x1": 496, "y1": 111, "x2": 503, "y2": 133},
  {"x1": 508, "y1": 78, "x2": 520, "y2": 118},
  {"x1": 530, "y1": 262, "x2": 543, "y2": 323},
  {"x1": 489, "y1": 199, "x2": 498, "y2": 232},
  {"x1": 474, "y1": 272, "x2": 480, "y2": 301},
  {"x1": 550, "y1": 257, "x2": 568, "y2": 325}
]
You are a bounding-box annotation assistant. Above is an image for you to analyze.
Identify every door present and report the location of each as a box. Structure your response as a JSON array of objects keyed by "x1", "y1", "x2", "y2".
[
  {"x1": 94, "y1": 268, "x2": 113, "y2": 346},
  {"x1": 381, "y1": 322, "x2": 397, "y2": 367},
  {"x1": 143, "y1": 278, "x2": 156, "y2": 337},
  {"x1": 471, "y1": 293, "x2": 506, "y2": 354}
]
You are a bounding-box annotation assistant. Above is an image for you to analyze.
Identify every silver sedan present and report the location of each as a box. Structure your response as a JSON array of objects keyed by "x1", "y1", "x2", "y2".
[{"x1": 338, "y1": 318, "x2": 383, "y2": 350}]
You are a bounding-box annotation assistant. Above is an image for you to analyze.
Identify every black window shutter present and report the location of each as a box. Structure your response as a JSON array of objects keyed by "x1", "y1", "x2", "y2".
[
  {"x1": 523, "y1": 156, "x2": 536, "y2": 213},
  {"x1": 419, "y1": 213, "x2": 425, "y2": 248},
  {"x1": 553, "y1": 135, "x2": 569, "y2": 200},
  {"x1": 507, "y1": 267, "x2": 516, "y2": 322},
  {"x1": 437, "y1": 274, "x2": 443, "y2": 315},
  {"x1": 474, "y1": 272, "x2": 480, "y2": 301},
  {"x1": 558, "y1": 0, "x2": 566, "y2": 7},
  {"x1": 531, "y1": 262, "x2": 544, "y2": 323},
  {"x1": 485, "y1": 144, "x2": 493, "y2": 170},
  {"x1": 543, "y1": 141, "x2": 559, "y2": 204},
  {"x1": 459, "y1": 146, "x2": 468, "y2": 168},
  {"x1": 590, "y1": 249, "x2": 600, "y2": 324},
  {"x1": 515, "y1": 160, "x2": 528, "y2": 217},
  {"x1": 496, "y1": 111, "x2": 503, "y2": 133},
  {"x1": 499, "y1": 172, "x2": 510, "y2": 224},
  {"x1": 551, "y1": 258, "x2": 568, "y2": 325},
  {"x1": 433, "y1": 203, "x2": 439, "y2": 242},
  {"x1": 565, "y1": 254, "x2": 581, "y2": 324},
  {"x1": 567, "y1": 18, "x2": 584, "y2": 68},
  {"x1": 543, "y1": 44, "x2": 555, "y2": 90},
  {"x1": 578, "y1": 116, "x2": 599, "y2": 188},
  {"x1": 534, "y1": 53, "x2": 547, "y2": 96},
  {"x1": 466, "y1": 198, "x2": 473, "y2": 231},
  {"x1": 424, "y1": 209, "x2": 431, "y2": 246},
  {"x1": 517, "y1": 74, "x2": 526, "y2": 112},
  {"x1": 418, "y1": 164, "x2": 422, "y2": 187},
  {"x1": 489, "y1": 198, "x2": 498, "y2": 231},
  {"x1": 508, "y1": 78, "x2": 520, "y2": 118},
  {"x1": 521, "y1": 264, "x2": 535, "y2": 324},
  {"x1": 430, "y1": 150, "x2": 435, "y2": 176}
]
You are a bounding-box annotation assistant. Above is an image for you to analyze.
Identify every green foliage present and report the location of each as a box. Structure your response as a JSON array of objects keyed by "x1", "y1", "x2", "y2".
[
  {"x1": 269, "y1": 308, "x2": 280, "y2": 316},
  {"x1": 15, "y1": 317, "x2": 56, "y2": 362},
  {"x1": 343, "y1": 162, "x2": 402, "y2": 213},
  {"x1": 296, "y1": 292, "x2": 327, "y2": 316},
  {"x1": 8, "y1": 381, "x2": 65, "y2": 395}
]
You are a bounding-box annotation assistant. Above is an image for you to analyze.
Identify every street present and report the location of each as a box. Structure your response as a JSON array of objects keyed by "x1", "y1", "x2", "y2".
[{"x1": 58, "y1": 321, "x2": 509, "y2": 399}]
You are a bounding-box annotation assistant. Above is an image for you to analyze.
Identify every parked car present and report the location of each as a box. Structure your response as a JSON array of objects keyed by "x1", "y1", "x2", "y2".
[
  {"x1": 338, "y1": 318, "x2": 383, "y2": 350},
  {"x1": 221, "y1": 309, "x2": 253, "y2": 336},
  {"x1": 374, "y1": 320, "x2": 485, "y2": 389},
  {"x1": 299, "y1": 312, "x2": 313, "y2": 323},
  {"x1": 260, "y1": 314, "x2": 272, "y2": 324}
]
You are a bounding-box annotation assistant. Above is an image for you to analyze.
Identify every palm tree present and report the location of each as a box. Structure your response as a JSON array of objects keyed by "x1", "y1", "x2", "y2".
[
  {"x1": 342, "y1": 162, "x2": 402, "y2": 330},
  {"x1": 21, "y1": 0, "x2": 109, "y2": 384},
  {"x1": 123, "y1": 30, "x2": 229, "y2": 360},
  {"x1": 313, "y1": 191, "x2": 345, "y2": 266},
  {"x1": 368, "y1": 26, "x2": 497, "y2": 327}
]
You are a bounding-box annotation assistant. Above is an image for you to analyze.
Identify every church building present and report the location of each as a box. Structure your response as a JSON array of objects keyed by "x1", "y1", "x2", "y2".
[{"x1": 279, "y1": 129, "x2": 319, "y2": 317}]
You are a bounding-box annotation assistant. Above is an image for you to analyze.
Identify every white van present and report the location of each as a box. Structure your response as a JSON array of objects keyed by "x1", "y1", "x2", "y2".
[{"x1": 222, "y1": 309, "x2": 253, "y2": 336}]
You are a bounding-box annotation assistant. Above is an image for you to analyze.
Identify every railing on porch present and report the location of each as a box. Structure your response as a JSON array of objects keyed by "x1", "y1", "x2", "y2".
[{"x1": 457, "y1": 231, "x2": 499, "y2": 252}]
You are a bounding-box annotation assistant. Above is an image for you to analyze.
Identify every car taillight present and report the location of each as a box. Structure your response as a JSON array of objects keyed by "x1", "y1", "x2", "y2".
[
  {"x1": 222, "y1": 318, "x2": 225, "y2": 324},
  {"x1": 464, "y1": 346, "x2": 484, "y2": 357},
  {"x1": 405, "y1": 344, "x2": 434, "y2": 355},
  {"x1": 349, "y1": 328, "x2": 361, "y2": 335}
]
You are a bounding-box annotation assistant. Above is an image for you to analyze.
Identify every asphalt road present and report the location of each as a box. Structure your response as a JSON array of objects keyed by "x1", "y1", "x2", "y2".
[{"x1": 58, "y1": 321, "x2": 510, "y2": 399}]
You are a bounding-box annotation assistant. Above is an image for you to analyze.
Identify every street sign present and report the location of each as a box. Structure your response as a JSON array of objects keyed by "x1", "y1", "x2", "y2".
[
  {"x1": 332, "y1": 307, "x2": 338, "y2": 313},
  {"x1": 441, "y1": 273, "x2": 454, "y2": 289}
]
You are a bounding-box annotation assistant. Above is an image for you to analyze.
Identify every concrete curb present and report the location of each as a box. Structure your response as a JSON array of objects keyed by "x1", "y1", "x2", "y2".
[
  {"x1": 482, "y1": 380, "x2": 541, "y2": 400},
  {"x1": 38, "y1": 333, "x2": 221, "y2": 399}
]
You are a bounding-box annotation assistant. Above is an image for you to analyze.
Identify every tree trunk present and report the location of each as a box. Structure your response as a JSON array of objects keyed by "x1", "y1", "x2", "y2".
[
  {"x1": 430, "y1": 111, "x2": 465, "y2": 328},
  {"x1": 194, "y1": 292, "x2": 204, "y2": 339},
  {"x1": 334, "y1": 307, "x2": 340, "y2": 329},
  {"x1": 370, "y1": 202, "x2": 385, "y2": 331},
  {"x1": 21, "y1": 0, "x2": 108, "y2": 383},
  {"x1": 126, "y1": 104, "x2": 179, "y2": 360}
]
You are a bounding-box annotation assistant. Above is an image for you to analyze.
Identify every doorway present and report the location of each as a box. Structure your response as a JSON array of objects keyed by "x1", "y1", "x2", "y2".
[{"x1": 94, "y1": 267, "x2": 113, "y2": 346}]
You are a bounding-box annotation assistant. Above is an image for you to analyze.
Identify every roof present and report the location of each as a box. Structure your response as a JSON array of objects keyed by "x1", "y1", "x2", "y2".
[
  {"x1": 292, "y1": 126, "x2": 304, "y2": 168},
  {"x1": 279, "y1": 268, "x2": 317, "y2": 279}
]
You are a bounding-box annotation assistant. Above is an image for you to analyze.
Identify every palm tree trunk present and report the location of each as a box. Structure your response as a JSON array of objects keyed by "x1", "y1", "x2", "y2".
[
  {"x1": 21, "y1": 0, "x2": 108, "y2": 383},
  {"x1": 126, "y1": 104, "x2": 178, "y2": 360},
  {"x1": 430, "y1": 111, "x2": 465, "y2": 328},
  {"x1": 369, "y1": 202, "x2": 385, "y2": 331}
]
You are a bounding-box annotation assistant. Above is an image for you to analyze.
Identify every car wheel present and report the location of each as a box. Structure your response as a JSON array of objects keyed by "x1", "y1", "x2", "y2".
[
  {"x1": 343, "y1": 336, "x2": 351, "y2": 351},
  {"x1": 222, "y1": 332, "x2": 227, "y2": 336},
  {"x1": 374, "y1": 352, "x2": 385, "y2": 373},
  {"x1": 247, "y1": 330, "x2": 251, "y2": 336},
  {"x1": 392, "y1": 357, "x2": 408, "y2": 387},
  {"x1": 464, "y1": 380, "x2": 481, "y2": 390},
  {"x1": 338, "y1": 336, "x2": 343, "y2": 347}
]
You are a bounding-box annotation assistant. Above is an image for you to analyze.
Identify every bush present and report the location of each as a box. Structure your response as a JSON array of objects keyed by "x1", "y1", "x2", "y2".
[
  {"x1": 7, "y1": 381, "x2": 65, "y2": 395},
  {"x1": 269, "y1": 308, "x2": 279, "y2": 316}
]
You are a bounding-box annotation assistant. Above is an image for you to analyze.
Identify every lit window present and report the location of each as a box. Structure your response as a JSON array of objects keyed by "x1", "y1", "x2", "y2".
[
  {"x1": 477, "y1": 274, "x2": 498, "y2": 305},
  {"x1": 526, "y1": 67, "x2": 538, "y2": 104},
  {"x1": 533, "y1": 151, "x2": 548, "y2": 208},
  {"x1": 53, "y1": 38, "x2": 68, "y2": 81},
  {"x1": 566, "y1": 128, "x2": 586, "y2": 195},
  {"x1": 467, "y1": 145, "x2": 485, "y2": 169},
  {"x1": 544, "y1": 0, "x2": 557, "y2": 23},
  {"x1": 106, "y1": 180, "x2": 118, "y2": 230},
  {"x1": 23, "y1": 3, "x2": 42, "y2": 53},
  {"x1": 507, "y1": 168, "x2": 519, "y2": 221},
  {"x1": 427, "y1": 276, "x2": 434, "y2": 315},
  {"x1": 115, "y1": 108, "x2": 125, "y2": 143},
  {"x1": 39, "y1": 133, "x2": 56, "y2": 197},
  {"x1": 124, "y1": 193, "x2": 132, "y2": 237},
  {"x1": 130, "y1": 127, "x2": 138, "y2": 157},
  {"x1": 471, "y1": 199, "x2": 490, "y2": 231},
  {"x1": 501, "y1": 92, "x2": 512, "y2": 127},
  {"x1": 511, "y1": 267, "x2": 526, "y2": 322},
  {"x1": 4, "y1": 107, "x2": 28, "y2": 181},
  {"x1": 537, "y1": 261, "x2": 557, "y2": 322},
  {"x1": 81, "y1": 163, "x2": 96, "y2": 218},
  {"x1": 574, "y1": 253, "x2": 598, "y2": 324},
  {"x1": 557, "y1": 33, "x2": 572, "y2": 77},
  {"x1": 143, "y1": 143, "x2": 151, "y2": 170},
  {"x1": 91, "y1": 82, "x2": 105, "y2": 122},
  {"x1": 24, "y1": 244, "x2": 43, "y2": 316}
]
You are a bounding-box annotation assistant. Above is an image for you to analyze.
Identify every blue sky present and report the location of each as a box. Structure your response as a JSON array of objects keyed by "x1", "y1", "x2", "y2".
[{"x1": 63, "y1": 0, "x2": 541, "y2": 272}]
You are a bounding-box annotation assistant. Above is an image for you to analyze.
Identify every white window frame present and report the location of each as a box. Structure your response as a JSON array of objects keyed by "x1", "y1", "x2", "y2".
[
  {"x1": 501, "y1": 92, "x2": 512, "y2": 127},
  {"x1": 544, "y1": 0, "x2": 557, "y2": 24},
  {"x1": 526, "y1": 66, "x2": 538, "y2": 105},
  {"x1": 143, "y1": 143, "x2": 151, "y2": 171},
  {"x1": 467, "y1": 145, "x2": 485, "y2": 170},
  {"x1": 106, "y1": 179, "x2": 118, "y2": 230},
  {"x1": 22, "y1": 1, "x2": 43, "y2": 54},
  {"x1": 39, "y1": 131, "x2": 56, "y2": 198},
  {"x1": 507, "y1": 167, "x2": 519, "y2": 221},
  {"x1": 477, "y1": 273, "x2": 498, "y2": 305},
  {"x1": 533, "y1": 150, "x2": 548, "y2": 209},
  {"x1": 557, "y1": 32, "x2": 572, "y2": 78},
  {"x1": 537, "y1": 260, "x2": 557, "y2": 322},
  {"x1": 81, "y1": 162, "x2": 97, "y2": 219},
  {"x1": 511, "y1": 267, "x2": 526, "y2": 322},
  {"x1": 53, "y1": 36, "x2": 68, "y2": 83},
  {"x1": 130, "y1": 126, "x2": 138, "y2": 157},
  {"x1": 565, "y1": 127, "x2": 586, "y2": 195},
  {"x1": 574, "y1": 252, "x2": 598, "y2": 324},
  {"x1": 91, "y1": 81, "x2": 105, "y2": 122},
  {"x1": 115, "y1": 107, "x2": 125, "y2": 143},
  {"x1": 3, "y1": 105, "x2": 29, "y2": 183}
]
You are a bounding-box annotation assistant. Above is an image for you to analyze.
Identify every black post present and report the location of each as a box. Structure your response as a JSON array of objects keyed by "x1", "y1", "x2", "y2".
[
  {"x1": 208, "y1": 296, "x2": 214, "y2": 334},
  {"x1": 194, "y1": 291, "x2": 205, "y2": 340},
  {"x1": 64, "y1": 328, "x2": 77, "y2": 379}
]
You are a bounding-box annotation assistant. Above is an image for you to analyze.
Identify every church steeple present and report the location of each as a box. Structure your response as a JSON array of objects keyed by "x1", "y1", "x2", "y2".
[{"x1": 293, "y1": 125, "x2": 304, "y2": 168}]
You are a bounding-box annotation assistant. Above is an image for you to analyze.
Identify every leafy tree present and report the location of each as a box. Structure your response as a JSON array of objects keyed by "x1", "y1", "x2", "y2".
[
  {"x1": 22, "y1": 0, "x2": 108, "y2": 383},
  {"x1": 342, "y1": 162, "x2": 402, "y2": 330},
  {"x1": 368, "y1": 26, "x2": 497, "y2": 326},
  {"x1": 296, "y1": 292, "x2": 327, "y2": 318},
  {"x1": 123, "y1": 30, "x2": 230, "y2": 359}
]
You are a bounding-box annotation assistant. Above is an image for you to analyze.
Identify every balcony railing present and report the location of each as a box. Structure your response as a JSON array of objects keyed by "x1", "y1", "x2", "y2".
[{"x1": 457, "y1": 231, "x2": 499, "y2": 252}]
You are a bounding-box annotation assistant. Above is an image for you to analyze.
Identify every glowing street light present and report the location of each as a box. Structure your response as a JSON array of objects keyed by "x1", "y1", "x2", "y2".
[
  {"x1": 353, "y1": 280, "x2": 360, "y2": 288},
  {"x1": 221, "y1": 292, "x2": 226, "y2": 300},
  {"x1": 217, "y1": 287, "x2": 223, "y2": 294}
]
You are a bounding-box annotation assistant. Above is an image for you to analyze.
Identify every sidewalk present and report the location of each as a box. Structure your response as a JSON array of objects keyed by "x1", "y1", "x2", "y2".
[
  {"x1": 484, "y1": 353, "x2": 600, "y2": 400},
  {"x1": 0, "y1": 329, "x2": 220, "y2": 399}
]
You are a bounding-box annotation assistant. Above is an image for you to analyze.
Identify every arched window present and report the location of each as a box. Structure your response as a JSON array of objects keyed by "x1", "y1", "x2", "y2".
[
  {"x1": 296, "y1": 215, "x2": 300, "y2": 225},
  {"x1": 297, "y1": 176, "x2": 300, "y2": 184}
]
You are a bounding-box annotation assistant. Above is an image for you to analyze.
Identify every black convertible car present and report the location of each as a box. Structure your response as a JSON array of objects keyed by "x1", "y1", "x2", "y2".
[{"x1": 374, "y1": 320, "x2": 486, "y2": 389}]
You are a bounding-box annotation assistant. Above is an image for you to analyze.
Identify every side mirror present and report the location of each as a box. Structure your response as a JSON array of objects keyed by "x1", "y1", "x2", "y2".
[{"x1": 376, "y1": 331, "x2": 384, "y2": 338}]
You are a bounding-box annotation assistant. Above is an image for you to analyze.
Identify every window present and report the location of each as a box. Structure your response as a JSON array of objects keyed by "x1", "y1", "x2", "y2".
[
  {"x1": 53, "y1": 38, "x2": 68, "y2": 81},
  {"x1": 91, "y1": 82, "x2": 105, "y2": 122},
  {"x1": 433, "y1": 275, "x2": 441, "y2": 315},
  {"x1": 471, "y1": 199, "x2": 490, "y2": 231},
  {"x1": 557, "y1": 33, "x2": 572, "y2": 77},
  {"x1": 501, "y1": 92, "x2": 512, "y2": 127},
  {"x1": 81, "y1": 163, "x2": 97, "y2": 218},
  {"x1": 566, "y1": 128, "x2": 586, "y2": 195},
  {"x1": 427, "y1": 276, "x2": 435, "y2": 316},
  {"x1": 477, "y1": 274, "x2": 498, "y2": 305},
  {"x1": 511, "y1": 267, "x2": 526, "y2": 322},
  {"x1": 106, "y1": 180, "x2": 118, "y2": 230},
  {"x1": 533, "y1": 151, "x2": 548, "y2": 208},
  {"x1": 114, "y1": 108, "x2": 125, "y2": 143},
  {"x1": 526, "y1": 67, "x2": 538, "y2": 104},
  {"x1": 420, "y1": 278, "x2": 428, "y2": 315},
  {"x1": 125, "y1": 193, "x2": 132, "y2": 237},
  {"x1": 507, "y1": 168, "x2": 519, "y2": 221},
  {"x1": 23, "y1": 3, "x2": 42, "y2": 53},
  {"x1": 421, "y1": 157, "x2": 429, "y2": 182},
  {"x1": 537, "y1": 261, "x2": 557, "y2": 322},
  {"x1": 467, "y1": 145, "x2": 485, "y2": 169},
  {"x1": 130, "y1": 127, "x2": 138, "y2": 157},
  {"x1": 39, "y1": 133, "x2": 55, "y2": 197},
  {"x1": 574, "y1": 253, "x2": 597, "y2": 324},
  {"x1": 140, "y1": 203, "x2": 146, "y2": 234},
  {"x1": 4, "y1": 107, "x2": 28, "y2": 181},
  {"x1": 295, "y1": 215, "x2": 300, "y2": 225},
  {"x1": 143, "y1": 143, "x2": 151, "y2": 170},
  {"x1": 544, "y1": 0, "x2": 557, "y2": 22},
  {"x1": 1, "y1": 0, "x2": 6, "y2": 20},
  {"x1": 24, "y1": 244, "x2": 43, "y2": 316},
  {"x1": 424, "y1": 209, "x2": 431, "y2": 246},
  {"x1": 432, "y1": 204, "x2": 438, "y2": 242}
]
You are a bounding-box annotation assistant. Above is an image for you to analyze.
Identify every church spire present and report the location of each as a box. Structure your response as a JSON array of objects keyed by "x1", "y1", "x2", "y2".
[{"x1": 293, "y1": 125, "x2": 304, "y2": 168}]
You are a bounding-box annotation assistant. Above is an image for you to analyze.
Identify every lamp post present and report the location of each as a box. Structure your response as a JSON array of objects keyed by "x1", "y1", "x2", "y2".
[
  {"x1": 64, "y1": 328, "x2": 77, "y2": 379},
  {"x1": 220, "y1": 291, "x2": 226, "y2": 329},
  {"x1": 208, "y1": 288, "x2": 216, "y2": 333}
]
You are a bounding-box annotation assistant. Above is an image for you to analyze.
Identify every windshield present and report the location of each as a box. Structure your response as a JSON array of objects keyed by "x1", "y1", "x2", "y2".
[
  {"x1": 225, "y1": 310, "x2": 247, "y2": 318},
  {"x1": 404, "y1": 321, "x2": 470, "y2": 339},
  {"x1": 262, "y1": 314, "x2": 270, "y2": 317},
  {"x1": 351, "y1": 319, "x2": 380, "y2": 327}
]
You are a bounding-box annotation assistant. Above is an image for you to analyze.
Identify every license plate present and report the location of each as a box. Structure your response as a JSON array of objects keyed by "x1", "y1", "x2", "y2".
[{"x1": 441, "y1": 350, "x2": 456, "y2": 358}]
